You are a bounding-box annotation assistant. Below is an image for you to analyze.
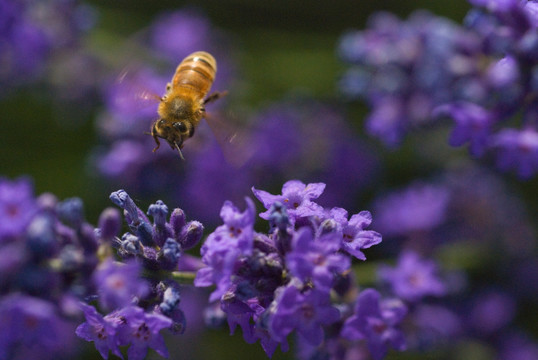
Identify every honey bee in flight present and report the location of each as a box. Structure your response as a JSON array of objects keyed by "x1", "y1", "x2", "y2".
[{"x1": 150, "y1": 51, "x2": 227, "y2": 160}]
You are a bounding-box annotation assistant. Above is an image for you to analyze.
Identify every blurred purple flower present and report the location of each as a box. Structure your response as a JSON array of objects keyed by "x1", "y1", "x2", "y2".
[
  {"x1": 434, "y1": 102, "x2": 496, "y2": 157},
  {"x1": 0, "y1": 177, "x2": 38, "y2": 242},
  {"x1": 378, "y1": 250, "x2": 446, "y2": 302},
  {"x1": 469, "y1": 0, "x2": 519, "y2": 11},
  {"x1": 0, "y1": 0, "x2": 93, "y2": 88},
  {"x1": 339, "y1": 2, "x2": 538, "y2": 177},
  {"x1": 341, "y1": 288, "x2": 407, "y2": 360},
  {"x1": 413, "y1": 304, "x2": 462, "y2": 341},
  {"x1": 468, "y1": 290, "x2": 516, "y2": 334},
  {"x1": 373, "y1": 182, "x2": 450, "y2": 237},
  {"x1": 93, "y1": 259, "x2": 149, "y2": 311},
  {"x1": 245, "y1": 101, "x2": 379, "y2": 208},
  {"x1": 150, "y1": 10, "x2": 213, "y2": 61},
  {"x1": 338, "y1": 11, "x2": 478, "y2": 146},
  {"x1": 491, "y1": 127, "x2": 538, "y2": 178},
  {"x1": 179, "y1": 136, "x2": 253, "y2": 222},
  {"x1": 0, "y1": 294, "x2": 76, "y2": 360}
]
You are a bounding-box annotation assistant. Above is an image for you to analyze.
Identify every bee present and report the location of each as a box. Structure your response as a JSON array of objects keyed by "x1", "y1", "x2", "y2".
[{"x1": 149, "y1": 51, "x2": 227, "y2": 160}]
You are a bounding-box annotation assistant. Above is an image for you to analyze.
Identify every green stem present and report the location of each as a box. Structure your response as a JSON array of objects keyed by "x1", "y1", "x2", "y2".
[{"x1": 170, "y1": 271, "x2": 197, "y2": 285}]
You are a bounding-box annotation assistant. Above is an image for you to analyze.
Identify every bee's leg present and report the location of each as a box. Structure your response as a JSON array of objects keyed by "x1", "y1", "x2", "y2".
[
  {"x1": 152, "y1": 135, "x2": 161, "y2": 152},
  {"x1": 204, "y1": 90, "x2": 229, "y2": 105}
]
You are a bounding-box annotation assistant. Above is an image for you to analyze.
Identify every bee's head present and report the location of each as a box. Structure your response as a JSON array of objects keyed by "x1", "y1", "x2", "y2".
[{"x1": 150, "y1": 119, "x2": 194, "y2": 160}]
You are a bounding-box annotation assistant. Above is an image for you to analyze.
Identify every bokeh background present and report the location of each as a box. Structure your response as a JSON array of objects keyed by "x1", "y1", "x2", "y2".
[{"x1": 1, "y1": 0, "x2": 537, "y2": 359}]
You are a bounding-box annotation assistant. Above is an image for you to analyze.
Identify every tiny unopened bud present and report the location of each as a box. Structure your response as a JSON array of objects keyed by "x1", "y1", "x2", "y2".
[
  {"x1": 178, "y1": 221, "x2": 203, "y2": 250},
  {"x1": 170, "y1": 208, "x2": 186, "y2": 236},
  {"x1": 147, "y1": 200, "x2": 168, "y2": 227},
  {"x1": 98, "y1": 207, "x2": 121, "y2": 240},
  {"x1": 57, "y1": 197, "x2": 84, "y2": 227}
]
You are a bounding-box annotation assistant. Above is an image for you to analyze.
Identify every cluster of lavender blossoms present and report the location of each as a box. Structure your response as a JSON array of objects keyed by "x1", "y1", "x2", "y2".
[
  {"x1": 338, "y1": 0, "x2": 538, "y2": 178},
  {"x1": 194, "y1": 180, "x2": 409, "y2": 359},
  {"x1": 76, "y1": 189, "x2": 205, "y2": 360},
  {"x1": 0, "y1": 176, "x2": 419, "y2": 360},
  {"x1": 0, "y1": 176, "x2": 207, "y2": 360}
]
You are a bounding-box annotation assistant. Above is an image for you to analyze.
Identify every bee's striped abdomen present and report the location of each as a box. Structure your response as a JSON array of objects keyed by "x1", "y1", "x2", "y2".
[{"x1": 172, "y1": 51, "x2": 217, "y2": 101}]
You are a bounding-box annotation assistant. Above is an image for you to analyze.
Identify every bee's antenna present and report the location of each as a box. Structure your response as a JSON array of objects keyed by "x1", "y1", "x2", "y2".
[{"x1": 174, "y1": 142, "x2": 185, "y2": 161}]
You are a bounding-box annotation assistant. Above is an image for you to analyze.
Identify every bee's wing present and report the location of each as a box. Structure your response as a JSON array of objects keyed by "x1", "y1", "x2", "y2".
[
  {"x1": 204, "y1": 110, "x2": 255, "y2": 168},
  {"x1": 110, "y1": 65, "x2": 165, "y2": 118}
]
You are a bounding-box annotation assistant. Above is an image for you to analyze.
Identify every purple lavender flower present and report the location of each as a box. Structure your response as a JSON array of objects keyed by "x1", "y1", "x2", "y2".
[
  {"x1": 286, "y1": 227, "x2": 350, "y2": 291},
  {"x1": 217, "y1": 198, "x2": 256, "y2": 251},
  {"x1": 341, "y1": 288, "x2": 407, "y2": 360},
  {"x1": 433, "y1": 102, "x2": 496, "y2": 157},
  {"x1": 378, "y1": 250, "x2": 446, "y2": 302},
  {"x1": 0, "y1": 177, "x2": 38, "y2": 242},
  {"x1": 116, "y1": 306, "x2": 172, "y2": 360},
  {"x1": 93, "y1": 259, "x2": 149, "y2": 311},
  {"x1": 195, "y1": 198, "x2": 255, "y2": 302},
  {"x1": 269, "y1": 285, "x2": 340, "y2": 347},
  {"x1": 328, "y1": 207, "x2": 382, "y2": 260},
  {"x1": 76, "y1": 303, "x2": 124, "y2": 360},
  {"x1": 253, "y1": 180, "x2": 325, "y2": 225}
]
